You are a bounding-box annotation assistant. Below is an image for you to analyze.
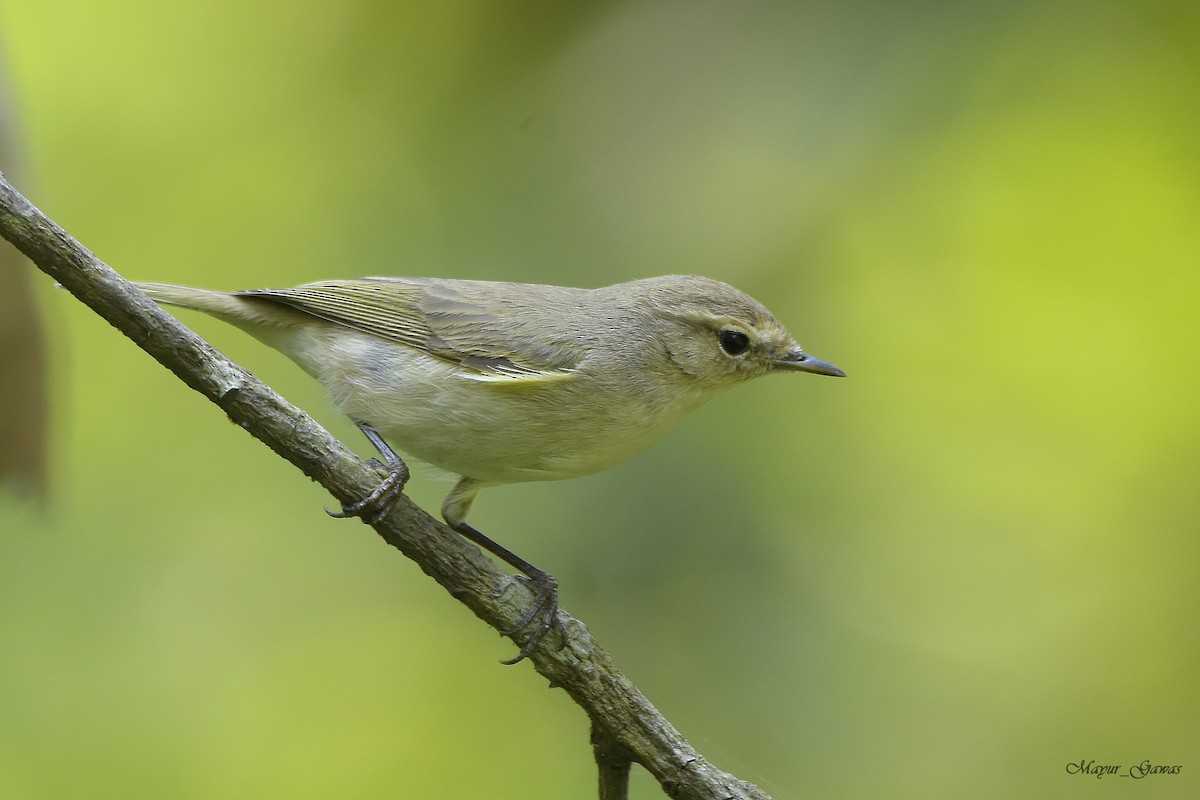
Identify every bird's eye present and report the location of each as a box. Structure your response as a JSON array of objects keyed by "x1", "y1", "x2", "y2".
[{"x1": 718, "y1": 329, "x2": 751, "y2": 356}]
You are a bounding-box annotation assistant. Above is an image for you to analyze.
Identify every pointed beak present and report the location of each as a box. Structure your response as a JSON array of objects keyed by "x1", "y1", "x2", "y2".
[{"x1": 769, "y1": 349, "x2": 846, "y2": 377}]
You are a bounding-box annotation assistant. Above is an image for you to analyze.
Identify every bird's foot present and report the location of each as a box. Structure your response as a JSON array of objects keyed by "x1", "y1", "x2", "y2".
[
  {"x1": 500, "y1": 570, "x2": 567, "y2": 665},
  {"x1": 326, "y1": 457, "x2": 410, "y2": 524}
]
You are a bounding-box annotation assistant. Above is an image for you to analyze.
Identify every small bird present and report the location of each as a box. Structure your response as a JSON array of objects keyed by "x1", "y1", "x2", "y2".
[{"x1": 137, "y1": 275, "x2": 844, "y2": 662}]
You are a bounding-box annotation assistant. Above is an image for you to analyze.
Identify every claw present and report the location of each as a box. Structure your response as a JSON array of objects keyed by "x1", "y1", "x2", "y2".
[
  {"x1": 499, "y1": 571, "x2": 567, "y2": 665},
  {"x1": 327, "y1": 421, "x2": 410, "y2": 523},
  {"x1": 326, "y1": 464, "x2": 407, "y2": 522}
]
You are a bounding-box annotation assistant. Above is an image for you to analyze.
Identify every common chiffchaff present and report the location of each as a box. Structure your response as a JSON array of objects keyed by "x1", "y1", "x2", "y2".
[{"x1": 138, "y1": 275, "x2": 843, "y2": 662}]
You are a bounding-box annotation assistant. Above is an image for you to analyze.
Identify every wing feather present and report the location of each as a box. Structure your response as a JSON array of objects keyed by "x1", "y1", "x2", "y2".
[{"x1": 237, "y1": 279, "x2": 583, "y2": 383}]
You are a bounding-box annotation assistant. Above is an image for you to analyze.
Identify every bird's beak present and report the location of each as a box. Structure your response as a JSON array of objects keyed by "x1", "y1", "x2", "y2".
[{"x1": 769, "y1": 349, "x2": 846, "y2": 377}]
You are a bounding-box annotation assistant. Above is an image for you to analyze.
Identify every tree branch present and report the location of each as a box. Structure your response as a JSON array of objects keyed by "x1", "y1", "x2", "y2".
[
  {"x1": 0, "y1": 172, "x2": 774, "y2": 800},
  {"x1": 593, "y1": 720, "x2": 636, "y2": 799}
]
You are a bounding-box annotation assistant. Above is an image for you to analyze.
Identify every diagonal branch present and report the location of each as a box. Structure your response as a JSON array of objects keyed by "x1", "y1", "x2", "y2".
[{"x1": 0, "y1": 172, "x2": 773, "y2": 800}]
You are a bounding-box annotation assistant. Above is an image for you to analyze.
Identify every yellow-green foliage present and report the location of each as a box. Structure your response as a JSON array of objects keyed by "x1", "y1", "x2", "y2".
[{"x1": 2, "y1": 2, "x2": 1197, "y2": 798}]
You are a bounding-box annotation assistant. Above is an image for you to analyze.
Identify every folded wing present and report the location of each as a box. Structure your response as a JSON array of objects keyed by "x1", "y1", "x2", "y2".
[{"x1": 238, "y1": 279, "x2": 583, "y2": 384}]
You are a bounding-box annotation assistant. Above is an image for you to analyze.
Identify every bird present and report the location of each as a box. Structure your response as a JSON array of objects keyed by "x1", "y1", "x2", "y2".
[{"x1": 136, "y1": 274, "x2": 844, "y2": 662}]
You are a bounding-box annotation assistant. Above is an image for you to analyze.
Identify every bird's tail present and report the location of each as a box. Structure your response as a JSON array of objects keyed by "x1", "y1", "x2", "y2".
[
  {"x1": 133, "y1": 281, "x2": 324, "y2": 378},
  {"x1": 135, "y1": 282, "x2": 249, "y2": 316},
  {"x1": 134, "y1": 282, "x2": 314, "y2": 331}
]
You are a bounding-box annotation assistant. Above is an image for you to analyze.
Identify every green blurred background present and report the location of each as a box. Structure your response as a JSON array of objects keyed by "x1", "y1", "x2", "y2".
[{"x1": 2, "y1": 1, "x2": 1198, "y2": 797}]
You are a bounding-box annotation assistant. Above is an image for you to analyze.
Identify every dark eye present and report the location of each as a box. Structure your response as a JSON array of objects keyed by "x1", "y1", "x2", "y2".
[{"x1": 718, "y1": 329, "x2": 751, "y2": 356}]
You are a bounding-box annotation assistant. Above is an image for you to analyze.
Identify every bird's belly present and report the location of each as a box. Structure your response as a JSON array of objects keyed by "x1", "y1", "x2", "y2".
[{"x1": 312, "y1": 334, "x2": 702, "y2": 484}]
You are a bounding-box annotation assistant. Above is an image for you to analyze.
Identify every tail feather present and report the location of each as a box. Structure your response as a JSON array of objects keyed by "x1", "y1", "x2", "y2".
[
  {"x1": 135, "y1": 282, "x2": 310, "y2": 328},
  {"x1": 134, "y1": 281, "x2": 325, "y2": 378},
  {"x1": 136, "y1": 282, "x2": 246, "y2": 314}
]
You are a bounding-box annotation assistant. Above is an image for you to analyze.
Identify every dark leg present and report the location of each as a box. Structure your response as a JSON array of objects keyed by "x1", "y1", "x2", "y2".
[
  {"x1": 450, "y1": 519, "x2": 565, "y2": 664},
  {"x1": 327, "y1": 421, "x2": 410, "y2": 524},
  {"x1": 443, "y1": 477, "x2": 566, "y2": 665}
]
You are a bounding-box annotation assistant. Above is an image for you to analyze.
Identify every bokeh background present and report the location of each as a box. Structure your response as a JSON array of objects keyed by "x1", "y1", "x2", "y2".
[{"x1": 2, "y1": 1, "x2": 1198, "y2": 798}]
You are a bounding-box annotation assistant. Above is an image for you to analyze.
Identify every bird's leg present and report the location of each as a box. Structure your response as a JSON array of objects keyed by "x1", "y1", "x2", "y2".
[
  {"x1": 444, "y1": 478, "x2": 566, "y2": 665},
  {"x1": 451, "y1": 519, "x2": 566, "y2": 664},
  {"x1": 327, "y1": 420, "x2": 410, "y2": 524}
]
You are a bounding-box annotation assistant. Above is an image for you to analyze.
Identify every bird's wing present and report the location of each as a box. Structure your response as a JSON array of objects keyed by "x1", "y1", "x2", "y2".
[{"x1": 237, "y1": 279, "x2": 583, "y2": 384}]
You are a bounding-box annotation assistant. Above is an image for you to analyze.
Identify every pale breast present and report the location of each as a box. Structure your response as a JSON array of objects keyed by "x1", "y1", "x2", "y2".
[{"x1": 308, "y1": 331, "x2": 712, "y2": 484}]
